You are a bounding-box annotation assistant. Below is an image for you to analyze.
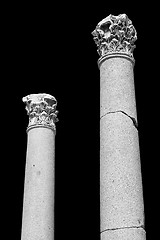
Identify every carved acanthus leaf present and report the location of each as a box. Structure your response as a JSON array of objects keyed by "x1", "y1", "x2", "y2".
[
  {"x1": 92, "y1": 14, "x2": 137, "y2": 59},
  {"x1": 22, "y1": 93, "x2": 58, "y2": 132}
]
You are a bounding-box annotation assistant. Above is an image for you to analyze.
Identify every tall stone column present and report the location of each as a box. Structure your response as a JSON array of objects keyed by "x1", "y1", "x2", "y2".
[
  {"x1": 92, "y1": 14, "x2": 146, "y2": 239},
  {"x1": 21, "y1": 93, "x2": 58, "y2": 240}
]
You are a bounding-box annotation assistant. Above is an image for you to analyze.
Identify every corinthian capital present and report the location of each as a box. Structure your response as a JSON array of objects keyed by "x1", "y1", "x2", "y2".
[
  {"x1": 92, "y1": 14, "x2": 137, "y2": 62},
  {"x1": 22, "y1": 93, "x2": 58, "y2": 132}
]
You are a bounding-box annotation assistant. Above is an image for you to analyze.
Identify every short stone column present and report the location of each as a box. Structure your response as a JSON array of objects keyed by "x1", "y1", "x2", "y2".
[
  {"x1": 92, "y1": 14, "x2": 146, "y2": 240},
  {"x1": 21, "y1": 93, "x2": 58, "y2": 240}
]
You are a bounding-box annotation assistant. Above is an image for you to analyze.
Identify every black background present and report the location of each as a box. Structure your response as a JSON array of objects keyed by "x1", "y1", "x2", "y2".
[{"x1": 1, "y1": 2, "x2": 158, "y2": 239}]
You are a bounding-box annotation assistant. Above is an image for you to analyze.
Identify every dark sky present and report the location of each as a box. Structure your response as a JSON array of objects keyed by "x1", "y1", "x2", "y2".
[{"x1": 2, "y1": 2, "x2": 158, "y2": 239}]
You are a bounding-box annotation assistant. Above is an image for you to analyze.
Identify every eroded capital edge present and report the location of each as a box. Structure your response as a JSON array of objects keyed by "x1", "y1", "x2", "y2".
[
  {"x1": 22, "y1": 93, "x2": 58, "y2": 132},
  {"x1": 92, "y1": 14, "x2": 137, "y2": 66}
]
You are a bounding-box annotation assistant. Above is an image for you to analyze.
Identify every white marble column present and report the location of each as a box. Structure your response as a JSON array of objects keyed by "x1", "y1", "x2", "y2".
[
  {"x1": 92, "y1": 14, "x2": 146, "y2": 240},
  {"x1": 21, "y1": 93, "x2": 58, "y2": 240}
]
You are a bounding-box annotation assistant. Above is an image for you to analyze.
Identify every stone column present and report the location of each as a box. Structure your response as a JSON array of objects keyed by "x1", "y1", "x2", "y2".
[
  {"x1": 92, "y1": 14, "x2": 146, "y2": 240},
  {"x1": 21, "y1": 93, "x2": 58, "y2": 240}
]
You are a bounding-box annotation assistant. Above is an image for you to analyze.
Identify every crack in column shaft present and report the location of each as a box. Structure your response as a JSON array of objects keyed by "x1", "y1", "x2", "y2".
[
  {"x1": 100, "y1": 110, "x2": 138, "y2": 130},
  {"x1": 101, "y1": 225, "x2": 145, "y2": 234}
]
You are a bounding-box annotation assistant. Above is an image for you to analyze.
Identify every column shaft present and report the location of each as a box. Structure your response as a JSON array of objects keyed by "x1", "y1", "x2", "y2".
[
  {"x1": 100, "y1": 58, "x2": 137, "y2": 119},
  {"x1": 21, "y1": 128, "x2": 55, "y2": 240},
  {"x1": 100, "y1": 58, "x2": 145, "y2": 239}
]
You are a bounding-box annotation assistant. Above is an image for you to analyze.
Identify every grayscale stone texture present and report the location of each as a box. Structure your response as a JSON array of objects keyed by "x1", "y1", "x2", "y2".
[
  {"x1": 100, "y1": 58, "x2": 146, "y2": 239},
  {"x1": 21, "y1": 128, "x2": 55, "y2": 240},
  {"x1": 100, "y1": 58, "x2": 137, "y2": 120},
  {"x1": 21, "y1": 93, "x2": 57, "y2": 240},
  {"x1": 101, "y1": 227, "x2": 146, "y2": 240},
  {"x1": 92, "y1": 14, "x2": 146, "y2": 239}
]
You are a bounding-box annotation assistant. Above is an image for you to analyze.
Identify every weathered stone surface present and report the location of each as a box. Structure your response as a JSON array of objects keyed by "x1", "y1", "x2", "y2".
[
  {"x1": 100, "y1": 113, "x2": 144, "y2": 231},
  {"x1": 23, "y1": 93, "x2": 58, "y2": 132},
  {"x1": 100, "y1": 57, "x2": 137, "y2": 121},
  {"x1": 21, "y1": 128, "x2": 55, "y2": 240},
  {"x1": 92, "y1": 13, "x2": 146, "y2": 240},
  {"x1": 99, "y1": 56, "x2": 146, "y2": 239},
  {"x1": 101, "y1": 227, "x2": 146, "y2": 240},
  {"x1": 92, "y1": 14, "x2": 137, "y2": 59}
]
